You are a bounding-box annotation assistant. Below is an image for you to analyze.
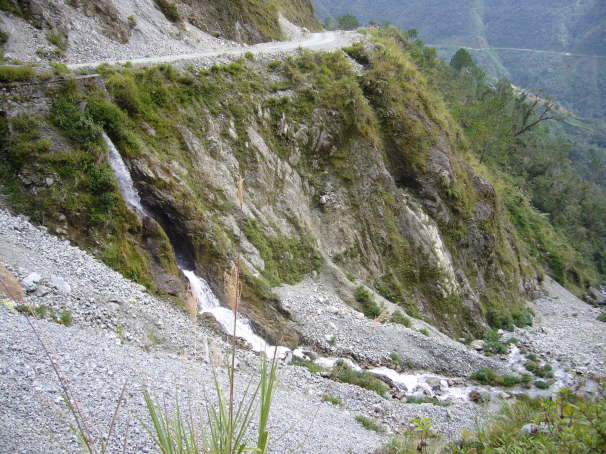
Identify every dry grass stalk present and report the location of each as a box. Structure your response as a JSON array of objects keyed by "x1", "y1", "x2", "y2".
[{"x1": 0, "y1": 263, "x2": 25, "y2": 304}]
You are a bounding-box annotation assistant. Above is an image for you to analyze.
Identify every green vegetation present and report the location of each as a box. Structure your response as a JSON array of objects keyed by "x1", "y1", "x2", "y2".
[
  {"x1": 330, "y1": 361, "x2": 389, "y2": 396},
  {"x1": 405, "y1": 396, "x2": 450, "y2": 407},
  {"x1": 524, "y1": 361, "x2": 554, "y2": 379},
  {"x1": 482, "y1": 329, "x2": 508, "y2": 355},
  {"x1": 354, "y1": 286, "x2": 382, "y2": 319},
  {"x1": 290, "y1": 357, "x2": 324, "y2": 374},
  {"x1": 355, "y1": 415, "x2": 384, "y2": 433},
  {"x1": 154, "y1": 0, "x2": 180, "y2": 22},
  {"x1": 0, "y1": 65, "x2": 35, "y2": 82},
  {"x1": 322, "y1": 394, "x2": 342, "y2": 406},
  {"x1": 470, "y1": 368, "x2": 524, "y2": 387},
  {"x1": 390, "y1": 310, "x2": 411, "y2": 327},
  {"x1": 534, "y1": 380, "x2": 549, "y2": 390},
  {"x1": 597, "y1": 313, "x2": 606, "y2": 322},
  {"x1": 419, "y1": 328, "x2": 430, "y2": 337},
  {"x1": 375, "y1": 389, "x2": 606, "y2": 453},
  {"x1": 323, "y1": 14, "x2": 360, "y2": 31},
  {"x1": 50, "y1": 62, "x2": 69, "y2": 75},
  {"x1": 0, "y1": 29, "x2": 8, "y2": 45},
  {"x1": 242, "y1": 219, "x2": 322, "y2": 286}
]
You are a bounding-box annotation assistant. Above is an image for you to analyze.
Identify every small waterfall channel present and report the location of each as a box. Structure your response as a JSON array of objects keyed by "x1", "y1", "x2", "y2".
[{"x1": 103, "y1": 133, "x2": 288, "y2": 358}]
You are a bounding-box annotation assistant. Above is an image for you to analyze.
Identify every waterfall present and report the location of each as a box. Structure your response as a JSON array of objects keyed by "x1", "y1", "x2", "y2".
[
  {"x1": 103, "y1": 132, "x2": 289, "y2": 358},
  {"x1": 103, "y1": 133, "x2": 146, "y2": 215}
]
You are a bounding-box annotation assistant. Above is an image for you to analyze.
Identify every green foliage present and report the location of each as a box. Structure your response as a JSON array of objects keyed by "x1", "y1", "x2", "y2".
[
  {"x1": 47, "y1": 32, "x2": 68, "y2": 52},
  {"x1": 354, "y1": 286, "x2": 382, "y2": 319},
  {"x1": 355, "y1": 415, "x2": 384, "y2": 433},
  {"x1": 471, "y1": 368, "x2": 523, "y2": 387},
  {"x1": 405, "y1": 396, "x2": 450, "y2": 407},
  {"x1": 534, "y1": 380, "x2": 549, "y2": 390},
  {"x1": 154, "y1": 0, "x2": 180, "y2": 22},
  {"x1": 597, "y1": 313, "x2": 606, "y2": 322},
  {"x1": 290, "y1": 357, "x2": 324, "y2": 374},
  {"x1": 0, "y1": 29, "x2": 8, "y2": 45},
  {"x1": 242, "y1": 219, "x2": 322, "y2": 286},
  {"x1": 322, "y1": 394, "x2": 342, "y2": 406},
  {"x1": 0, "y1": 65, "x2": 35, "y2": 82},
  {"x1": 454, "y1": 389, "x2": 606, "y2": 454},
  {"x1": 524, "y1": 361, "x2": 554, "y2": 379},
  {"x1": 390, "y1": 310, "x2": 411, "y2": 327},
  {"x1": 419, "y1": 328, "x2": 430, "y2": 337},
  {"x1": 482, "y1": 329, "x2": 508, "y2": 355},
  {"x1": 144, "y1": 356, "x2": 278, "y2": 454},
  {"x1": 50, "y1": 62, "x2": 69, "y2": 75},
  {"x1": 49, "y1": 86, "x2": 103, "y2": 148},
  {"x1": 449, "y1": 49, "x2": 474, "y2": 71},
  {"x1": 331, "y1": 361, "x2": 389, "y2": 396}
]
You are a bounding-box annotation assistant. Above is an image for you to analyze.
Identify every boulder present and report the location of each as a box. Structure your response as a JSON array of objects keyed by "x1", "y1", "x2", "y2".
[
  {"x1": 470, "y1": 339, "x2": 485, "y2": 351},
  {"x1": 21, "y1": 273, "x2": 42, "y2": 293}
]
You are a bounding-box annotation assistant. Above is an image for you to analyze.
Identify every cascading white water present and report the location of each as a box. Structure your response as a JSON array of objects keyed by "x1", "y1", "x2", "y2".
[
  {"x1": 103, "y1": 133, "x2": 289, "y2": 358},
  {"x1": 181, "y1": 269, "x2": 290, "y2": 358},
  {"x1": 103, "y1": 133, "x2": 146, "y2": 215}
]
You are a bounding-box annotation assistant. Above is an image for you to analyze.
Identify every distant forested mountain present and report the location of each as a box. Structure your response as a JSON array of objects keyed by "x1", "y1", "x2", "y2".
[{"x1": 313, "y1": 0, "x2": 606, "y2": 120}]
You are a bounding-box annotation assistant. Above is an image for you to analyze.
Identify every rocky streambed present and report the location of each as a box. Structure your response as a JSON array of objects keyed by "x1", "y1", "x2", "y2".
[{"x1": 0, "y1": 207, "x2": 605, "y2": 453}]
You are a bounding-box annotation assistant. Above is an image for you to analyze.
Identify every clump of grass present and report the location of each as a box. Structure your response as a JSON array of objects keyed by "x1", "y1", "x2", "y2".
[
  {"x1": 597, "y1": 313, "x2": 606, "y2": 322},
  {"x1": 58, "y1": 309, "x2": 73, "y2": 326},
  {"x1": 154, "y1": 0, "x2": 180, "y2": 22},
  {"x1": 322, "y1": 394, "x2": 342, "y2": 406},
  {"x1": 390, "y1": 352, "x2": 403, "y2": 366},
  {"x1": 0, "y1": 65, "x2": 35, "y2": 82},
  {"x1": 355, "y1": 415, "x2": 384, "y2": 433},
  {"x1": 418, "y1": 328, "x2": 430, "y2": 337},
  {"x1": 390, "y1": 310, "x2": 411, "y2": 327},
  {"x1": 50, "y1": 62, "x2": 69, "y2": 75},
  {"x1": 405, "y1": 396, "x2": 450, "y2": 407},
  {"x1": 535, "y1": 380, "x2": 549, "y2": 390},
  {"x1": 355, "y1": 286, "x2": 381, "y2": 319},
  {"x1": 331, "y1": 361, "x2": 389, "y2": 396},
  {"x1": 471, "y1": 368, "x2": 524, "y2": 387},
  {"x1": 524, "y1": 361, "x2": 554, "y2": 378},
  {"x1": 482, "y1": 329, "x2": 508, "y2": 355},
  {"x1": 290, "y1": 357, "x2": 324, "y2": 374}
]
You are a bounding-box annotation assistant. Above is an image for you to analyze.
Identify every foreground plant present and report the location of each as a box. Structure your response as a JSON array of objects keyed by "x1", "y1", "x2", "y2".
[{"x1": 143, "y1": 177, "x2": 280, "y2": 454}]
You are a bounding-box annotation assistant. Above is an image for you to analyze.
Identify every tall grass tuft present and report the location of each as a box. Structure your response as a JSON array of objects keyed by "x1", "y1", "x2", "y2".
[{"x1": 144, "y1": 176, "x2": 280, "y2": 454}]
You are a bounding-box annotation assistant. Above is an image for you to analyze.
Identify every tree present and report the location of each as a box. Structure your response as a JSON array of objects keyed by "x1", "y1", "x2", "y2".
[
  {"x1": 450, "y1": 48, "x2": 474, "y2": 71},
  {"x1": 406, "y1": 29, "x2": 418, "y2": 40},
  {"x1": 336, "y1": 14, "x2": 360, "y2": 30}
]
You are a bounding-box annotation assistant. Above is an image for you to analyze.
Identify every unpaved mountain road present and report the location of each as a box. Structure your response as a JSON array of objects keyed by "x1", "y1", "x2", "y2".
[
  {"x1": 67, "y1": 30, "x2": 360, "y2": 71},
  {"x1": 432, "y1": 44, "x2": 606, "y2": 60}
]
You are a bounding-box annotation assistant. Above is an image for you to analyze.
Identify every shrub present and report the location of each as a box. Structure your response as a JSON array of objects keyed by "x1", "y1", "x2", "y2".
[
  {"x1": 524, "y1": 361, "x2": 554, "y2": 378},
  {"x1": 290, "y1": 357, "x2": 324, "y2": 374},
  {"x1": 390, "y1": 310, "x2": 411, "y2": 327},
  {"x1": 0, "y1": 65, "x2": 35, "y2": 82},
  {"x1": 355, "y1": 415, "x2": 384, "y2": 433},
  {"x1": 419, "y1": 328, "x2": 430, "y2": 336},
  {"x1": 405, "y1": 396, "x2": 450, "y2": 407},
  {"x1": 127, "y1": 15, "x2": 136, "y2": 27},
  {"x1": 49, "y1": 88, "x2": 103, "y2": 148},
  {"x1": 0, "y1": 29, "x2": 8, "y2": 45},
  {"x1": 244, "y1": 51, "x2": 254, "y2": 61},
  {"x1": 47, "y1": 32, "x2": 68, "y2": 51},
  {"x1": 331, "y1": 361, "x2": 389, "y2": 396},
  {"x1": 597, "y1": 313, "x2": 606, "y2": 322},
  {"x1": 483, "y1": 329, "x2": 508, "y2": 355},
  {"x1": 154, "y1": 0, "x2": 180, "y2": 22},
  {"x1": 486, "y1": 307, "x2": 514, "y2": 331},
  {"x1": 512, "y1": 310, "x2": 533, "y2": 327},
  {"x1": 390, "y1": 352, "x2": 403, "y2": 366},
  {"x1": 471, "y1": 368, "x2": 497, "y2": 385},
  {"x1": 354, "y1": 285, "x2": 382, "y2": 319},
  {"x1": 50, "y1": 62, "x2": 69, "y2": 75},
  {"x1": 322, "y1": 394, "x2": 342, "y2": 406},
  {"x1": 58, "y1": 310, "x2": 73, "y2": 326},
  {"x1": 535, "y1": 380, "x2": 549, "y2": 390}
]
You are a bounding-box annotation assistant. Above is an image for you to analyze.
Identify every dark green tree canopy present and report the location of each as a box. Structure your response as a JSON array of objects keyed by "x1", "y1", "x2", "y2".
[
  {"x1": 336, "y1": 14, "x2": 360, "y2": 30},
  {"x1": 450, "y1": 48, "x2": 474, "y2": 71}
]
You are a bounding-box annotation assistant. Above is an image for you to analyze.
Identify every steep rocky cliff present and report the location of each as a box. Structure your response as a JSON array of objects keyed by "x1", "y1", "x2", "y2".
[{"x1": 0, "y1": 31, "x2": 544, "y2": 342}]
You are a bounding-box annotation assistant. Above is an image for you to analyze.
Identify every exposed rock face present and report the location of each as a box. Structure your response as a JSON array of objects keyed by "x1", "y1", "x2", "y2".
[{"x1": 0, "y1": 42, "x2": 541, "y2": 340}]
